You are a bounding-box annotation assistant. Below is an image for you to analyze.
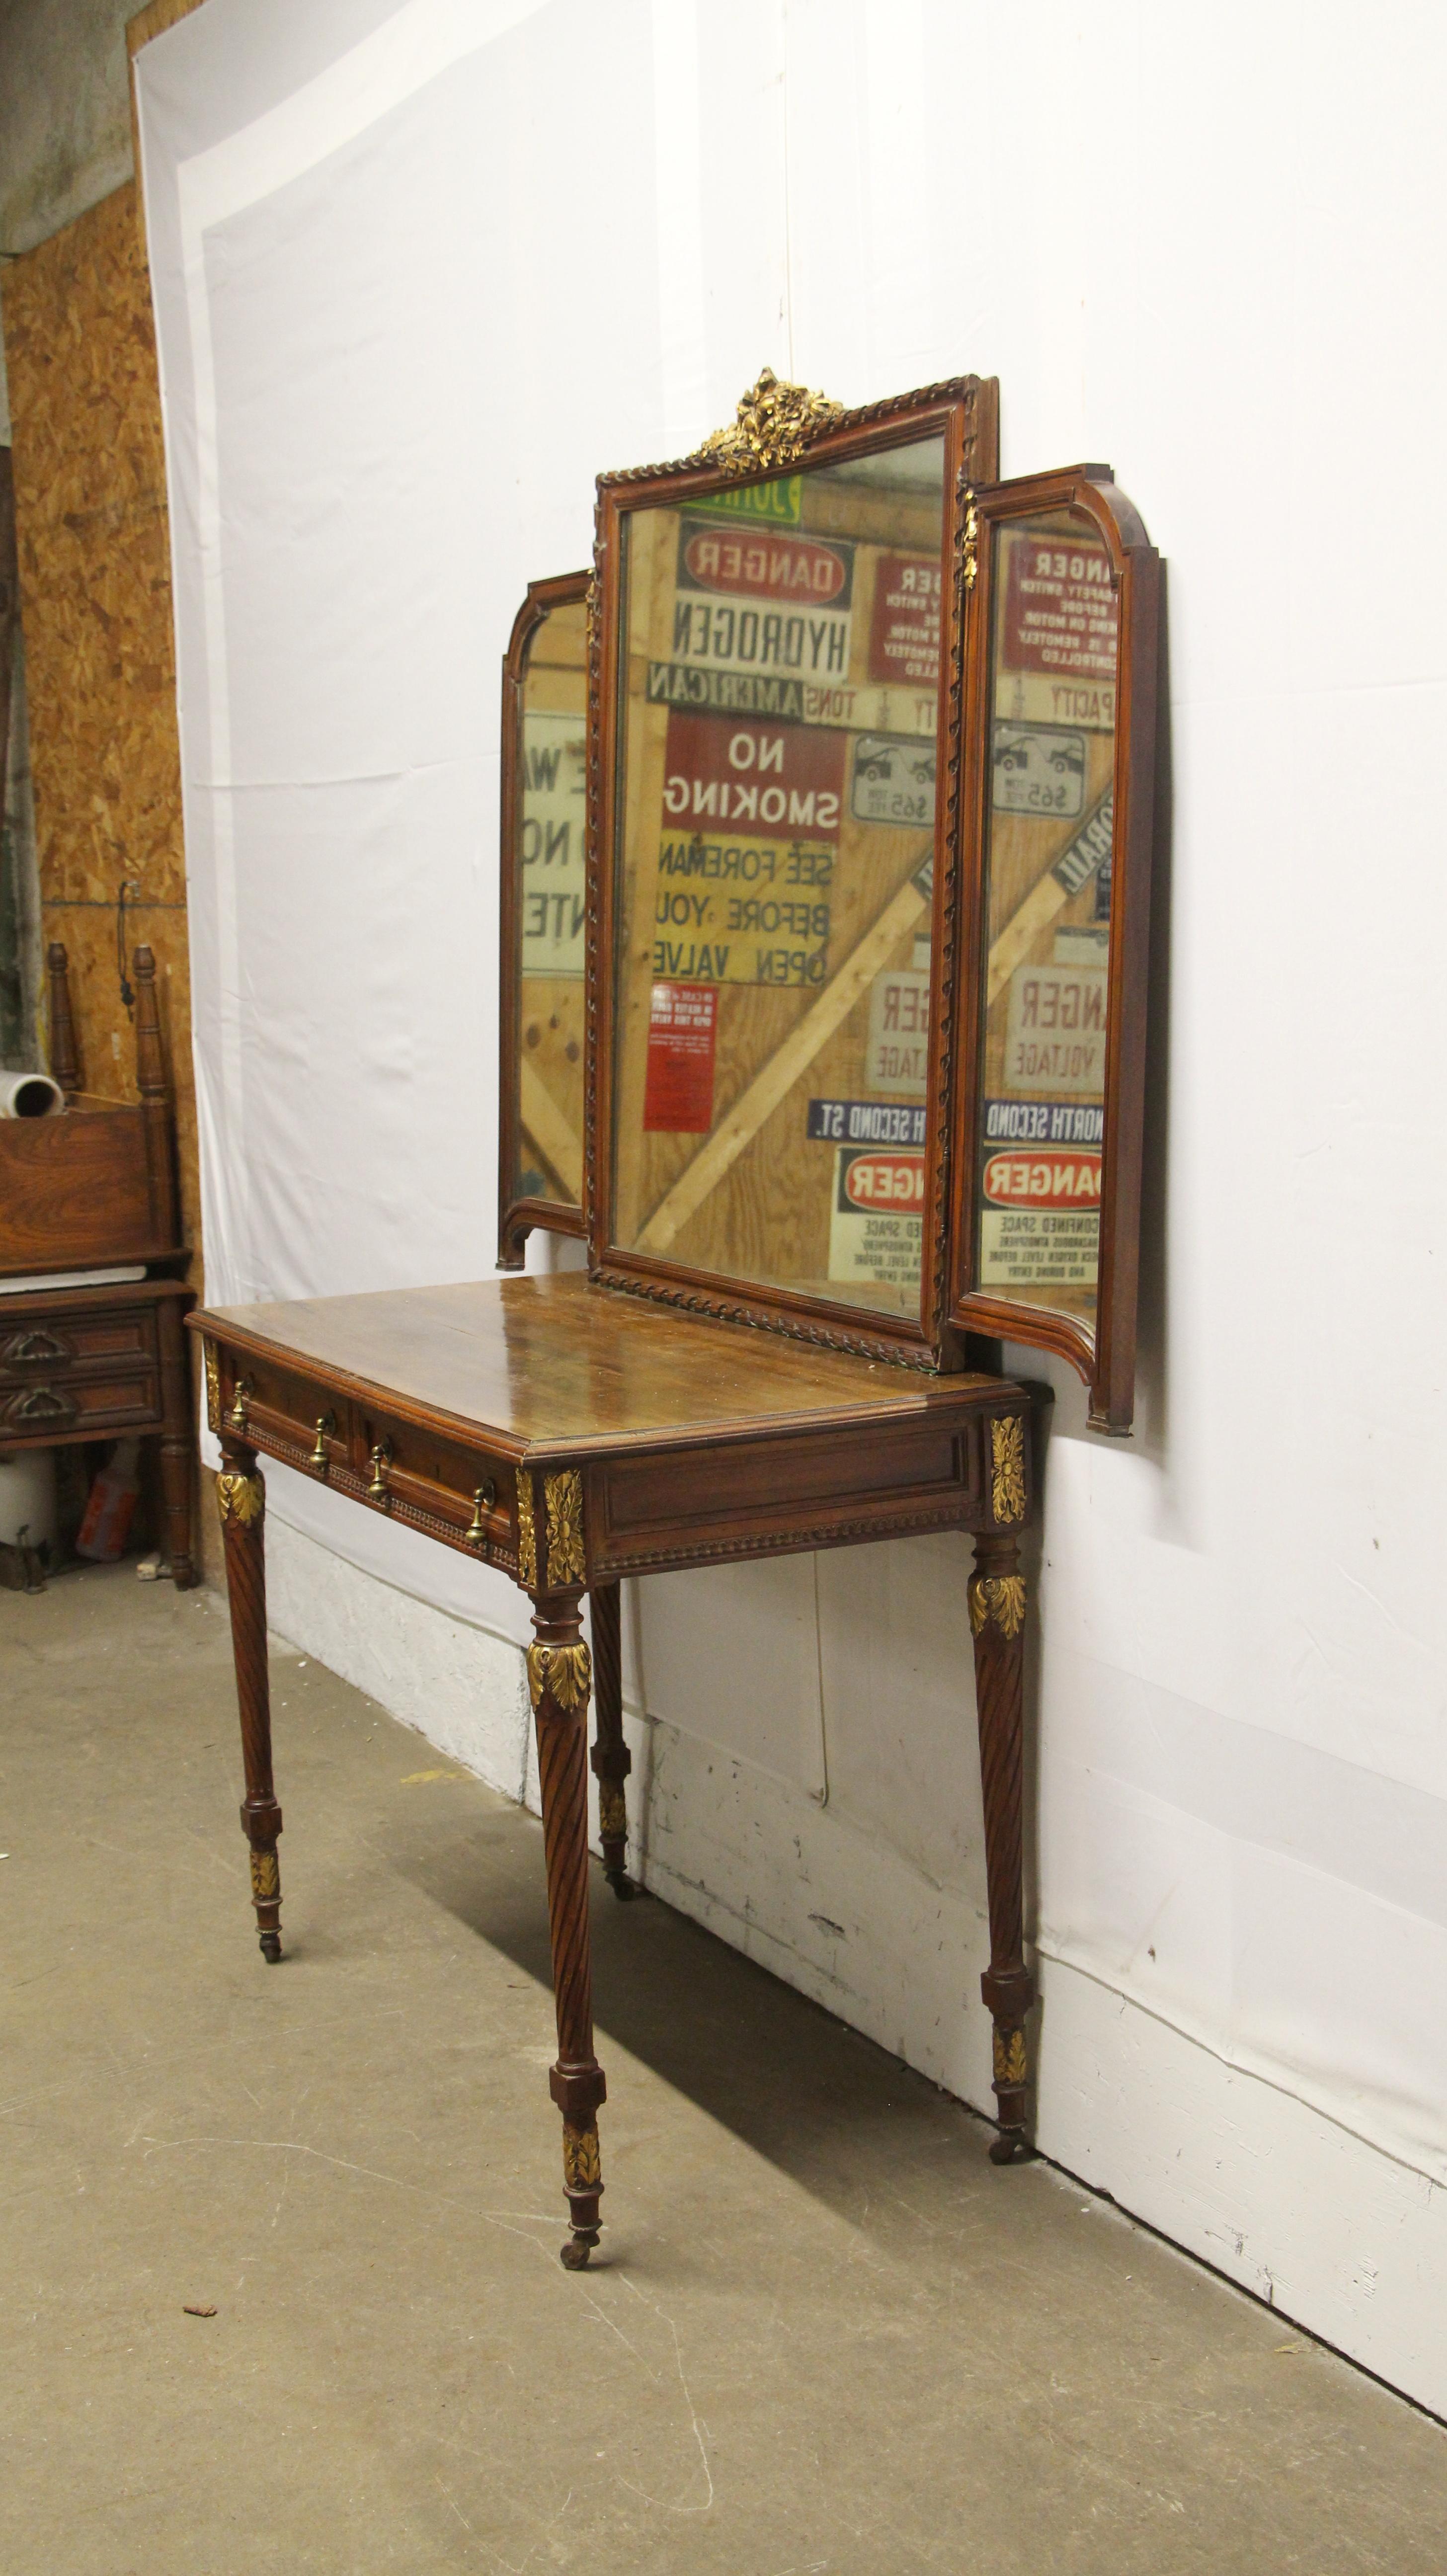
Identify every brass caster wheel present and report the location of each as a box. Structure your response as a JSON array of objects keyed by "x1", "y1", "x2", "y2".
[{"x1": 989, "y1": 2128, "x2": 1035, "y2": 2166}]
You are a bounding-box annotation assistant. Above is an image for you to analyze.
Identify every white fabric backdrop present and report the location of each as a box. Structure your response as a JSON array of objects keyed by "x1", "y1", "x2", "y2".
[{"x1": 138, "y1": 0, "x2": 1447, "y2": 2405}]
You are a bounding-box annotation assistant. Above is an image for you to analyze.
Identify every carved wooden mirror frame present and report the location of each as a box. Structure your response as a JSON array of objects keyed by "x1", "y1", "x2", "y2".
[
  {"x1": 586, "y1": 371, "x2": 999, "y2": 1369},
  {"x1": 497, "y1": 568, "x2": 591, "y2": 1268},
  {"x1": 949, "y1": 469, "x2": 1160, "y2": 1431},
  {"x1": 499, "y1": 378, "x2": 1161, "y2": 1433}
]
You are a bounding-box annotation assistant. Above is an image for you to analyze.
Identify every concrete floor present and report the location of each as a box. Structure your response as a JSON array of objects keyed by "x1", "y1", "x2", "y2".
[{"x1": 2, "y1": 1566, "x2": 1445, "y2": 2575}]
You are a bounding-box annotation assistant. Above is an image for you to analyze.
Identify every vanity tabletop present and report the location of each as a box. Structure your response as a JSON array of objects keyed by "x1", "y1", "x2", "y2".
[{"x1": 192, "y1": 1271, "x2": 1016, "y2": 1461}]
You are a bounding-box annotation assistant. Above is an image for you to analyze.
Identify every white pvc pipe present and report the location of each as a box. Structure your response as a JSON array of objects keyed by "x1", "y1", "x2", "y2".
[
  {"x1": 0, "y1": 1071, "x2": 65, "y2": 1119},
  {"x1": 0, "y1": 1449, "x2": 57, "y2": 1550}
]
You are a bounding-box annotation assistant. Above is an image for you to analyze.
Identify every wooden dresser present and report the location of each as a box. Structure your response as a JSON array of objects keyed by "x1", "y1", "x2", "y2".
[{"x1": 0, "y1": 943, "x2": 195, "y2": 1586}]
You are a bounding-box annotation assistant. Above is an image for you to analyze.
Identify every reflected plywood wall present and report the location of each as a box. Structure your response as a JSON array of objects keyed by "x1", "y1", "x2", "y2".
[{"x1": 2, "y1": 175, "x2": 199, "y2": 1269}]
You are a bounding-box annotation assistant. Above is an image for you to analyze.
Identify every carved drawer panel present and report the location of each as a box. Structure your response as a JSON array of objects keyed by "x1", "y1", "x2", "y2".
[
  {"x1": 354, "y1": 1410, "x2": 514, "y2": 1551},
  {"x1": 0, "y1": 1367, "x2": 161, "y2": 1438},
  {"x1": 222, "y1": 1360, "x2": 514, "y2": 1561},
  {"x1": 593, "y1": 1417, "x2": 979, "y2": 1575},
  {"x1": 0, "y1": 1306, "x2": 158, "y2": 1384},
  {"x1": 230, "y1": 1363, "x2": 348, "y2": 1469}
]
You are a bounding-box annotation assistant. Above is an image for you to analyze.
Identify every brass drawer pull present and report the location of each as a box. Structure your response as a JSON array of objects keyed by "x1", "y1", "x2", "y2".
[
  {"x1": 310, "y1": 1412, "x2": 336, "y2": 1473},
  {"x1": 465, "y1": 1479, "x2": 497, "y2": 1546},
  {"x1": 367, "y1": 1440, "x2": 394, "y2": 1503},
  {"x1": 4, "y1": 1327, "x2": 73, "y2": 1370},
  {"x1": 227, "y1": 1374, "x2": 253, "y2": 1433},
  {"x1": 5, "y1": 1382, "x2": 77, "y2": 1426}
]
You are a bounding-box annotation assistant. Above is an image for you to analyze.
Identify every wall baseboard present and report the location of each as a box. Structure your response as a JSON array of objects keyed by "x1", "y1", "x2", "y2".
[
  {"x1": 263, "y1": 1512, "x2": 540, "y2": 1816},
  {"x1": 1033, "y1": 1956, "x2": 1447, "y2": 2417},
  {"x1": 260, "y1": 1519, "x2": 1447, "y2": 2419}
]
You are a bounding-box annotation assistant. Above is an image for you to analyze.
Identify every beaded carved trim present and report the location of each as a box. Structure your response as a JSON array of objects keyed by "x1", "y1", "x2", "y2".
[
  {"x1": 593, "y1": 1267, "x2": 936, "y2": 1370},
  {"x1": 604, "y1": 1499, "x2": 972, "y2": 1577},
  {"x1": 599, "y1": 373, "x2": 985, "y2": 492}
]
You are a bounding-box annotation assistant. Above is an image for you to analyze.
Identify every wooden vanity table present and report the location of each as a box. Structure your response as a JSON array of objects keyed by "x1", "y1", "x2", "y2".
[{"x1": 192, "y1": 369, "x2": 1158, "y2": 2265}]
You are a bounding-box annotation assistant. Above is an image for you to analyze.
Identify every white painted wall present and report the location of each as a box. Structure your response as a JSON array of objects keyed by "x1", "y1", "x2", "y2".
[{"x1": 137, "y1": 0, "x2": 1447, "y2": 2412}]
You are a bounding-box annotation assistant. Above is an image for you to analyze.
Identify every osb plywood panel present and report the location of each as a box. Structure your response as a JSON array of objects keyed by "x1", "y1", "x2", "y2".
[
  {"x1": 3, "y1": 177, "x2": 200, "y2": 1267},
  {"x1": 4, "y1": 182, "x2": 182, "y2": 909},
  {"x1": 128, "y1": 0, "x2": 210, "y2": 53}
]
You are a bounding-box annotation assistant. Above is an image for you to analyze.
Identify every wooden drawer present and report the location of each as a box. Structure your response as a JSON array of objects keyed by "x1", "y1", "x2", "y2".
[
  {"x1": 0, "y1": 1305, "x2": 159, "y2": 1384},
  {"x1": 593, "y1": 1416, "x2": 980, "y2": 1575},
  {"x1": 228, "y1": 1359, "x2": 513, "y2": 1558},
  {"x1": 0, "y1": 1367, "x2": 161, "y2": 1440},
  {"x1": 233, "y1": 1360, "x2": 344, "y2": 1467},
  {"x1": 354, "y1": 1407, "x2": 514, "y2": 1549}
]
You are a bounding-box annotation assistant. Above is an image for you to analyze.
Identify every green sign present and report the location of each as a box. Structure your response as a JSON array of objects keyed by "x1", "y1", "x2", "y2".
[{"x1": 683, "y1": 474, "x2": 802, "y2": 527}]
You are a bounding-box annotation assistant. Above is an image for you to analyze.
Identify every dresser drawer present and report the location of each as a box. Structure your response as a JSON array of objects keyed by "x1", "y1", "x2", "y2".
[
  {"x1": 354, "y1": 1408, "x2": 514, "y2": 1548},
  {"x1": 230, "y1": 1361, "x2": 344, "y2": 1467},
  {"x1": 0, "y1": 1304, "x2": 160, "y2": 1384},
  {"x1": 0, "y1": 1367, "x2": 161, "y2": 1439},
  {"x1": 225, "y1": 1359, "x2": 513, "y2": 1557}
]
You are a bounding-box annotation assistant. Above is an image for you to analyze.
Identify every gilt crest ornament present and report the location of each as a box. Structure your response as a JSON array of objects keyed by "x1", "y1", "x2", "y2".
[{"x1": 697, "y1": 368, "x2": 844, "y2": 477}]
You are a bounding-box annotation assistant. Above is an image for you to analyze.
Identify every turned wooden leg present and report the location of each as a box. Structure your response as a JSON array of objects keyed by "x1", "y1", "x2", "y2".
[
  {"x1": 589, "y1": 1581, "x2": 635, "y2": 1900},
  {"x1": 529, "y1": 1589, "x2": 608, "y2": 2268},
  {"x1": 970, "y1": 1527, "x2": 1036, "y2": 2163},
  {"x1": 217, "y1": 1435, "x2": 283, "y2": 1962},
  {"x1": 157, "y1": 1299, "x2": 196, "y2": 1590}
]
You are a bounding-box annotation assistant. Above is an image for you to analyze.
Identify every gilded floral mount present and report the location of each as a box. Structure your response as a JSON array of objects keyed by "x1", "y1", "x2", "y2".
[{"x1": 697, "y1": 368, "x2": 844, "y2": 477}]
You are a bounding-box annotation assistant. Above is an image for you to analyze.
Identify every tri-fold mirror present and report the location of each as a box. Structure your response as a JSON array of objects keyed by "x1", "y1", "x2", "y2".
[{"x1": 499, "y1": 373, "x2": 1159, "y2": 1433}]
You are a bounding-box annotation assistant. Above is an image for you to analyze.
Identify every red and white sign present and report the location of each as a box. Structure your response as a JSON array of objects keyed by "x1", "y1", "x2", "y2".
[
  {"x1": 1002, "y1": 533, "x2": 1118, "y2": 681},
  {"x1": 828, "y1": 1144, "x2": 924, "y2": 1294},
  {"x1": 842, "y1": 1151, "x2": 925, "y2": 1211},
  {"x1": 677, "y1": 526, "x2": 853, "y2": 606},
  {"x1": 868, "y1": 553, "x2": 942, "y2": 688},
  {"x1": 661, "y1": 710, "x2": 845, "y2": 835},
  {"x1": 642, "y1": 982, "x2": 718, "y2": 1132},
  {"x1": 982, "y1": 1149, "x2": 1101, "y2": 1208}
]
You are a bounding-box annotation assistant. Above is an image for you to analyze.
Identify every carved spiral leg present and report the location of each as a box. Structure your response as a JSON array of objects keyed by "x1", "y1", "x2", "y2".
[
  {"x1": 157, "y1": 1298, "x2": 196, "y2": 1590},
  {"x1": 589, "y1": 1581, "x2": 634, "y2": 1899},
  {"x1": 529, "y1": 1591, "x2": 607, "y2": 2268},
  {"x1": 969, "y1": 1529, "x2": 1036, "y2": 2164},
  {"x1": 218, "y1": 1436, "x2": 283, "y2": 1962}
]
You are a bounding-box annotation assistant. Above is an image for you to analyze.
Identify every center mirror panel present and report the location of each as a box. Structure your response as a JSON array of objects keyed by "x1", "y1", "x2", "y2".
[{"x1": 608, "y1": 436, "x2": 947, "y2": 1321}]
